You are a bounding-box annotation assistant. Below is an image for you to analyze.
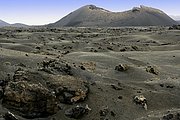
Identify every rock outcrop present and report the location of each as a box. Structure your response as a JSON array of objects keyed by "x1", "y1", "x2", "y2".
[
  {"x1": 2, "y1": 81, "x2": 58, "y2": 118},
  {"x1": 48, "y1": 75, "x2": 89, "y2": 104}
]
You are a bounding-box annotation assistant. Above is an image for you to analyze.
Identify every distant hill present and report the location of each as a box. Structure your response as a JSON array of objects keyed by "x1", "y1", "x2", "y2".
[
  {"x1": 11, "y1": 23, "x2": 29, "y2": 27},
  {"x1": 0, "y1": 19, "x2": 10, "y2": 27},
  {"x1": 48, "y1": 5, "x2": 178, "y2": 27},
  {"x1": 0, "y1": 20, "x2": 28, "y2": 28},
  {"x1": 177, "y1": 21, "x2": 180, "y2": 24}
]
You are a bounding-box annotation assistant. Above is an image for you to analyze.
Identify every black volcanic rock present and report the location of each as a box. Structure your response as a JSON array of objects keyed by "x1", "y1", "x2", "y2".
[
  {"x1": 48, "y1": 5, "x2": 177, "y2": 27},
  {"x1": 2, "y1": 81, "x2": 59, "y2": 118}
]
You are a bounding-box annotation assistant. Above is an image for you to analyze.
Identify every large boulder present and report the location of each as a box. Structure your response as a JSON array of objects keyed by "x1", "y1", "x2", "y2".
[
  {"x1": 48, "y1": 75, "x2": 89, "y2": 104},
  {"x1": 2, "y1": 81, "x2": 59, "y2": 118}
]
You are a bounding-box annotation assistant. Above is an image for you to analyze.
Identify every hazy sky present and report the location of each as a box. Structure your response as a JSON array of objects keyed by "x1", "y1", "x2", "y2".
[{"x1": 0, "y1": 0, "x2": 180, "y2": 25}]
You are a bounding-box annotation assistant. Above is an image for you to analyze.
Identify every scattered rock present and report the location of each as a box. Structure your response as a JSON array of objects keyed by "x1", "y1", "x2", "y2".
[
  {"x1": 62, "y1": 51, "x2": 70, "y2": 55},
  {"x1": 80, "y1": 65, "x2": 86, "y2": 70},
  {"x1": 118, "y1": 96, "x2": 123, "y2": 99},
  {"x1": 160, "y1": 84, "x2": 164, "y2": 87},
  {"x1": 120, "y1": 48, "x2": 126, "y2": 52},
  {"x1": 94, "y1": 50, "x2": 98, "y2": 52},
  {"x1": 111, "y1": 84, "x2": 123, "y2": 90},
  {"x1": 13, "y1": 68, "x2": 27, "y2": 82},
  {"x1": 2, "y1": 81, "x2": 58, "y2": 118},
  {"x1": 0, "y1": 80, "x2": 6, "y2": 86},
  {"x1": 134, "y1": 95, "x2": 147, "y2": 110},
  {"x1": 131, "y1": 46, "x2": 138, "y2": 51},
  {"x1": 35, "y1": 46, "x2": 41, "y2": 50},
  {"x1": 162, "y1": 113, "x2": 180, "y2": 120},
  {"x1": 99, "y1": 106, "x2": 109, "y2": 116},
  {"x1": 146, "y1": 65, "x2": 159, "y2": 75},
  {"x1": 3, "y1": 111, "x2": 18, "y2": 120},
  {"x1": 107, "y1": 47, "x2": 113, "y2": 50},
  {"x1": 39, "y1": 60, "x2": 73, "y2": 75},
  {"x1": 110, "y1": 111, "x2": 116, "y2": 117},
  {"x1": 163, "y1": 113, "x2": 173, "y2": 120},
  {"x1": 16, "y1": 63, "x2": 26, "y2": 67},
  {"x1": 169, "y1": 25, "x2": 180, "y2": 30},
  {"x1": 65, "y1": 105, "x2": 90, "y2": 119},
  {"x1": 177, "y1": 113, "x2": 180, "y2": 120},
  {"x1": 166, "y1": 85, "x2": 174, "y2": 89},
  {"x1": 41, "y1": 60, "x2": 56, "y2": 68},
  {"x1": 115, "y1": 64, "x2": 129, "y2": 71},
  {"x1": 80, "y1": 62, "x2": 96, "y2": 71}
]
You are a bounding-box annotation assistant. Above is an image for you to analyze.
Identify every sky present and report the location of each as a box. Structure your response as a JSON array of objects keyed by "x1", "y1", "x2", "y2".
[{"x1": 0, "y1": 0, "x2": 180, "y2": 25}]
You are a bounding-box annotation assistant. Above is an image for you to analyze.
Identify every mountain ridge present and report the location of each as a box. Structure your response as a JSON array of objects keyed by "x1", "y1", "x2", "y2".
[
  {"x1": 0, "y1": 19, "x2": 10, "y2": 27},
  {"x1": 48, "y1": 5, "x2": 177, "y2": 27},
  {"x1": 0, "y1": 19, "x2": 28, "y2": 28}
]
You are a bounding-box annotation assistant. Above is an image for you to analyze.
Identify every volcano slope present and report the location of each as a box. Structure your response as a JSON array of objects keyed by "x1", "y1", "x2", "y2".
[
  {"x1": 0, "y1": 26, "x2": 180, "y2": 120},
  {"x1": 48, "y1": 5, "x2": 177, "y2": 27}
]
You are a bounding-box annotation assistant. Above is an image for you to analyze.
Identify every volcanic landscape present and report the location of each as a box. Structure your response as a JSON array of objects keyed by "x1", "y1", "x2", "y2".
[{"x1": 0, "y1": 5, "x2": 180, "y2": 120}]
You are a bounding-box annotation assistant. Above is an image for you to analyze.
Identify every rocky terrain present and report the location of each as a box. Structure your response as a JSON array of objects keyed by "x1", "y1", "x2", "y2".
[
  {"x1": 0, "y1": 26, "x2": 180, "y2": 120},
  {"x1": 48, "y1": 5, "x2": 178, "y2": 27}
]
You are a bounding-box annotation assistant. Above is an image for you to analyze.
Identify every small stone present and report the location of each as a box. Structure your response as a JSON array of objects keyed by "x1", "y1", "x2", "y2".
[
  {"x1": 115, "y1": 64, "x2": 129, "y2": 71},
  {"x1": 65, "y1": 105, "x2": 90, "y2": 119},
  {"x1": 163, "y1": 113, "x2": 174, "y2": 120},
  {"x1": 166, "y1": 85, "x2": 174, "y2": 89},
  {"x1": 0, "y1": 80, "x2": 6, "y2": 86},
  {"x1": 134, "y1": 95, "x2": 147, "y2": 110},
  {"x1": 131, "y1": 46, "x2": 138, "y2": 51},
  {"x1": 99, "y1": 106, "x2": 109, "y2": 116},
  {"x1": 80, "y1": 66, "x2": 86, "y2": 70},
  {"x1": 16, "y1": 63, "x2": 26, "y2": 67},
  {"x1": 110, "y1": 111, "x2": 116, "y2": 117},
  {"x1": 118, "y1": 96, "x2": 123, "y2": 99},
  {"x1": 111, "y1": 84, "x2": 123, "y2": 90},
  {"x1": 35, "y1": 46, "x2": 41, "y2": 50},
  {"x1": 63, "y1": 92, "x2": 74, "y2": 103},
  {"x1": 160, "y1": 84, "x2": 164, "y2": 87},
  {"x1": 146, "y1": 65, "x2": 159, "y2": 75},
  {"x1": 176, "y1": 113, "x2": 180, "y2": 119},
  {"x1": 94, "y1": 50, "x2": 98, "y2": 52},
  {"x1": 107, "y1": 47, "x2": 113, "y2": 50}
]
